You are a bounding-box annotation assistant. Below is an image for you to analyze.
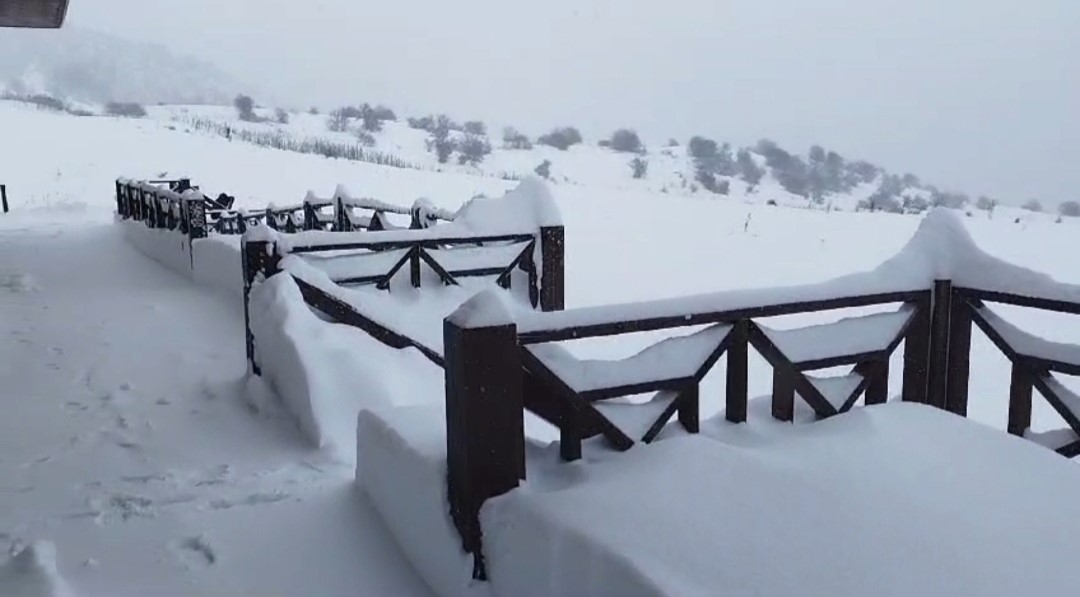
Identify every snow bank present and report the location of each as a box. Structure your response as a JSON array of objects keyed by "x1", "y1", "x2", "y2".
[
  {"x1": 249, "y1": 274, "x2": 398, "y2": 453},
  {"x1": 482, "y1": 403, "x2": 1080, "y2": 597},
  {"x1": 0, "y1": 542, "x2": 75, "y2": 597},
  {"x1": 356, "y1": 407, "x2": 487, "y2": 597},
  {"x1": 120, "y1": 219, "x2": 241, "y2": 296}
]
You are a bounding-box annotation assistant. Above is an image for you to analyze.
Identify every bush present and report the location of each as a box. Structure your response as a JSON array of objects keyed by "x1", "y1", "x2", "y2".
[
  {"x1": 537, "y1": 127, "x2": 583, "y2": 150},
  {"x1": 629, "y1": 157, "x2": 648, "y2": 179},
  {"x1": 356, "y1": 130, "x2": 376, "y2": 147},
  {"x1": 1022, "y1": 199, "x2": 1043, "y2": 212},
  {"x1": 26, "y1": 94, "x2": 66, "y2": 111},
  {"x1": 975, "y1": 196, "x2": 996, "y2": 211},
  {"x1": 903, "y1": 195, "x2": 930, "y2": 213},
  {"x1": 695, "y1": 170, "x2": 728, "y2": 194},
  {"x1": 275, "y1": 108, "x2": 289, "y2": 124},
  {"x1": 327, "y1": 109, "x2": 349, "y2": 132},
  {"x1": 234, "y1": 94, "x2": 258, "y2": 122},
  {"x1": 426, "y1": 115, "x2": 455, "y2": 164},
  {"x1": 371, "y1": 105, "x2": 397, "y2": 121},
  {"x1": 859, "y1": 195, "x2": 902, "y2": 213},
  {"x1": 609, "y1": 129, "x2": 643, "y2": 153},
  {"x1": 408, "y1": 115, "x2": 434, "y2": 131},
  {"x1": 1059, "y1": 201, "x2": 1080, "y2": 218},
  {"x1": 502, "y1": 127, "x2": 533, "y2": 150},
  {"x1": 105, "y1": 102, "x2": 146, "y2": 118},
  {"x1": 464, "y1": 121, "x2": 487, "y2": 136},
  {"x1": 534, "y1": 160, "x2": 552, "y2": 179},
  {"x1": 736, "y1": 149, "x2": 765, "y2": 185},
  {"x1": 309, "y1": 107, "x2": 319, "y2": 115},
  {"x1": 458, "y1": 134, "x2": 492, "y2": 166},
  {"x1": 666, "y1": 138, "x2": 680, "y2": 147},
  {"x1": 688, "y1": 136, "x2": 718, "y2": 160}
]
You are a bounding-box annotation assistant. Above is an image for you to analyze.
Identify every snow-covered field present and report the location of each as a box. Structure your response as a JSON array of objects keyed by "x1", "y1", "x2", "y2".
[{"x1": 4, "y1": 99, "x2": 1080, "y2": 596}]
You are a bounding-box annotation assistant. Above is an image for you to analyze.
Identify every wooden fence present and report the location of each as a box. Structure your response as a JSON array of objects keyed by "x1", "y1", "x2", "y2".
[{"x1": 442, "y1": 276, "x2": 1080, "y2": 578}]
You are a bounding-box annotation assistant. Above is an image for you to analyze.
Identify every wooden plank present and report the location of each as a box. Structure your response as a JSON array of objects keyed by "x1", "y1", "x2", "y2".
[
  {"x1": 902, "y1": 293, "x2": 932, "y2": 404},
  {"x1": 417, "y1": 247, "x2": 460, "y2": 286},
  {"x1": 748, "y1": 322, "x2": 837, "y2": 417},
  {"x1": 771, "y1": 368, "x2": 795, "y2": 422},
  {"x1": 1030, "y1": 371, "x2": 1080, "y2": 437},
  {"x1": 580, "y1": 376, "x2": 695, "y2": 402},
  {"x1": 945, "y1": 290, "x2": 974, "y2": 415},
  {"x1": 642, "y1": 392, "x2": 683, "y2": 444},
  {"x1": 288, "y1": 233, "x2": 536, "y2": 254},
  {"x1": 375, "y1": 247, "x2": 418, "y2": 291},
  {"x1": 726, "y1": 320, "x2": 749, "y2": 423},
  {"x1": 292, "y1": 276, "x2": 444, "y2": 367},
  {"x1": 1056, "y1": 440, "x2": 1080, "y2": 459},
  {"x1": 677, "y1": 385, "x2": 700, "y2": 434},
  {"x1": 958, "y1": 287, "x2": 1080, "y2": 316},
  {"x1": 519, "y1": 290, "x2": 927, "y2": 344},
  {"x1": 865, "y1": 359, "x2": 889, "y2": 406},
  {"x1": 927, "y1": 280, "x2": 953, "y2": 409},
  {"x1": 693, "y1": 332, "x2": 733, "y2": 382},
  {"x1": 1008, "y1": 364, "x2": 1033, "y2": 436},
  {"x1": 839, "y1": 361, "x2": 882, "y2": 413}
]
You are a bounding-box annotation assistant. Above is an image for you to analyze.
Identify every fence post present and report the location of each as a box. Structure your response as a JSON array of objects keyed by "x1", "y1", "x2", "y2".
[
  {"x1": 726, "y1": 319, "x2": 749, "y2": 423},
  {"x1": 902, "y1": 291, "x2": 932, "y2": 404},
  {"x1": 944, "y1": 287, "x2": 973, "y2": 416},
  {"x1": 334, "y1": 196, "x2": 350, "y2": 231},
  {"x1": 926, "y1": 279, "x2": 953, "y2": 409},
  {"x1": 539, "y1": 225, "x2": 565, "y2": 312},
  {"x1": 115, "y1": 180, "x2": 124, "y2": 217},
  {"x1": 444, "y1": 295, "x2": 525, "y2": 581},
  {"x1": 1, "y1": 184, "x2": 7, "y2": 214},
  {"x1": 242, "y1": 239, "x2": 281, "y2": 375}
]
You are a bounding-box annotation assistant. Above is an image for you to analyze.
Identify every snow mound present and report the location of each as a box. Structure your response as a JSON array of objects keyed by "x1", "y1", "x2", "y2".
[
  {"x1": 0, "y1": 541, "x2": 75, "y2": 597},
  {"x1": 0, "y1": 272, "x2": 39, "y2": 293}
]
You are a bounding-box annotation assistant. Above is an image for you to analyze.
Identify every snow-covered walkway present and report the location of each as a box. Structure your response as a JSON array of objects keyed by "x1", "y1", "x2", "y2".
[{"x1": 0, "y1": 212, "x2": 432, "y2": 596}]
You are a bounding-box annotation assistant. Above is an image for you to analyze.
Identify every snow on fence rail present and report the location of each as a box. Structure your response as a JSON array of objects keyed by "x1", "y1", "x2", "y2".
[{"x1": 439, "y1": 208, "x2": 1080, "y2": 580}]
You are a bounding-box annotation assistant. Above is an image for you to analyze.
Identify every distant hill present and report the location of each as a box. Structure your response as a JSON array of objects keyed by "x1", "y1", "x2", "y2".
[{"x1": 0, "y1": 27, "x2": 245, "y2": 106}]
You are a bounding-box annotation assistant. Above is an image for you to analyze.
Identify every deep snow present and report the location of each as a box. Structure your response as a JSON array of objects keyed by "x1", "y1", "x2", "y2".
[{"x1": 6, "y1": 99, "x2": 1080, "y2": 595}]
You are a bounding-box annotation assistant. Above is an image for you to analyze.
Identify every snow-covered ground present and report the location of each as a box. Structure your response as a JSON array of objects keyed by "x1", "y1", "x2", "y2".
[{"x1": 5, "y1": 99, "x2": 1080, "y2": 595}]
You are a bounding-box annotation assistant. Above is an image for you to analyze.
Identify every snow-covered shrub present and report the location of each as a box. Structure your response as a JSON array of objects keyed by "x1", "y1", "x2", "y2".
[
  {"x1": 688, "y1": 136, "x2": 717, "y2": 160},
  {"x1": 105, "y1": 102, "x2": 147, "y2": 118},
  {"x1": 737, "y1": 148, "x2": 765, "y2": 185},
  {"x1": 1022, "y1": 199, "x2": 1043, "y2": 212},
  {"x1": 457, "y1": 134, "x2": 492, "y2": 166},
  {"x1": 1059, "y1": 201, "x2": 1080, "y2": 218},
  {"x1": 426, "y1": 115, "x2": 455, "y2": 164},
  {"x1": 356, "y1": 130, "x2": 376, "y2": 147},
  {"x1": 976, "y1": 196, "x2": 996, "y2": 211},
  {"x1": 629, "y1": 156, "x2": 648, "y2": 179},
  {"x1": 326, "y1": 109, "x2": 349, "y2": 132},
  {"x1": 275, "y1": 108, "x2": 289, "y2": 124},
  {"x1": 502, "y1": 127, "x2": 532, "y2": 150},
  {"x1": 609, "y1": 128, "x2": 643, "y2": 153},
  {"x1": 538, "y1": 127, "x2": 583, "y2": 150},
  {"x1": 407, "y1": 115, "x2": 434, "y2": 131},
  {"x1": 234, "y1": 94, "x2": 259, "y2": 122},
  {"x1": 463, "y1": 120, "x2": 487, "y2": 136},
  {"x1": 534, "y1": 160, "x2": 552, "y2": 179}
]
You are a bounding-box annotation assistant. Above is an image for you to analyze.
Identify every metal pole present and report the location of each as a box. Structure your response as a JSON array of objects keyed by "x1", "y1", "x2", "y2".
[{"x1": 1, "y1": 184, "x2": 8, "y2": 213}]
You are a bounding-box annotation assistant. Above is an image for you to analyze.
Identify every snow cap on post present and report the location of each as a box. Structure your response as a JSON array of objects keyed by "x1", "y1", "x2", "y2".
[
  {"x1": 448, "y1": 289, "x2": 517, "y2": 329},
  {"x1": 453, "y1": 177, "x2": 562, "y2": 234}
]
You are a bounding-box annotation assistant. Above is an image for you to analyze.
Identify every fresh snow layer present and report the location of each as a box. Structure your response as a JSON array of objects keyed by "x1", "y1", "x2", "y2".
[
  {"x1": 759, "y1": 307, "x2": 911, "y2": 364},
  {"x1": 482, "y1": 403, "x2": 1080, "y2": 597},
  {"x1": 0, "y1": 541, "x2": 73, "y2": 597}
]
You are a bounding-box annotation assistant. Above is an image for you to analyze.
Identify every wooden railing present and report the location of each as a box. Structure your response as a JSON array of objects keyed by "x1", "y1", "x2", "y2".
[
  {"x1": 115, "y1": 178, "x2": 208, "y2": 242},
  {"x1": 241, "y1": 224, "x2": 565, "y2": 375},
  {"x1": 442, "y1": 271, "x2": 1080, "y2": 578}
]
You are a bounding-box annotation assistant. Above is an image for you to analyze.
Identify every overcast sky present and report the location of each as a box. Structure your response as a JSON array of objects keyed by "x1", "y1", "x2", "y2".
[{"x1": 68, "y1": 0, "x2": 1078, "y2": 204}]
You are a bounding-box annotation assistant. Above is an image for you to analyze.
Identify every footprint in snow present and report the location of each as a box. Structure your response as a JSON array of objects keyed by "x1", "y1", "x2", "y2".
[{"x1": 175, "y1": 535, "x2": 216, "y2": 567}]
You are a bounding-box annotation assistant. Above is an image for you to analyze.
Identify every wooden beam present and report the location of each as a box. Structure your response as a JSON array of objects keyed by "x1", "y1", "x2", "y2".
[
  {"x1": 748, "y1": 322, "x2": 837, "y2": 418},
  {"x1": 726, "y1": 320, "x2": 749, "y2": 423}
]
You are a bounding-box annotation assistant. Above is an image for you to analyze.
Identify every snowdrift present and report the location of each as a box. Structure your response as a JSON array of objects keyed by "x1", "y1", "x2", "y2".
[{"x1": 120, "y1": 218, "x2": 242, "y2": 296}]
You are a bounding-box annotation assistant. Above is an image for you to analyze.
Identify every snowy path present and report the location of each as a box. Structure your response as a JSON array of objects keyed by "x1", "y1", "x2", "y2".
[{"x1": 0, "y1": 213, "x2": 432, "y2": 596}]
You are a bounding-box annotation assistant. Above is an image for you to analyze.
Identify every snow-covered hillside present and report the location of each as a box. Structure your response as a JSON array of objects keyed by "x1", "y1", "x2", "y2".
[{"x1": 4, "y1": 98, "x2": 1080, "y2": 596}]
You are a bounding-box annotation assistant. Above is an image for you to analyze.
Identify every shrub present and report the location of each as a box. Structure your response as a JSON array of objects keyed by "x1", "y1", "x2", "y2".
[
  {"x1": 327, "y1": 109, "x2": 349, "y2": 132},
  {"x1": 26, "y1": 94, "x2": 66, "y2": 111},
  {"x1": 408, "y1": 115, "x2": 434, "y2": 131},
  {"x1": 371, "y1": 105, "x2": 397, "y2": 121},
  {"x1": 1022, "y1": 199, "x2": 1043, "y2": 212},
  {"x1": 975, "y1": 196, "x2": 996, "y2": 211},
  {"x1": 688, "y1": 136, "x2": 718, "y2": 160},
  {"x1": 356, "y1": 130, "x2": 376, "y2": 146},
  {"x1": 1059, "y1": 201, "x2": 1080, "y2": 218},
  {"x1": 426, "y1": 115, "x2": 455, "y2": 164},
  {"x1": 309, "y1": 106, "x2": 319, "y2": 115},
  {"x1": 458, "y1": 134, "x2": 492, "y2": 166},
  {"x1": 736, "y1": 149, "x2": 765, "y2": 185},
  {"x1": 105, "y1": 102, "x2": 146, "y2": 118},
  {"x1": 903, "y1": 195, "x2": 930, "y2": 213},
  {"x1": 464, "y1": 121, "x2": 487, "y2": 136},
  {"x1": 629, "y1": 157, "x2": 648, "y2": 179},
  {"x1": 275, "y1": 108, "x2": 289, "y2": 124},
  {"x1": 537, "y1": 127, "x2": 583, "y2": 150},
  {"x1": 534, "y1": 160, "x2": 552, "y2": 179},
  {"x1": 609, "y1": 129, "x2": 643, "y2": 153},
  {"x1": 234, "y1": 94, "x2": 258, "y2": 122},
  {"x1": 502, "y1": 127, "x2": 532, "y2": 150},
  {"x1": 666, "y1": 138, "x2": 680, "y2": 147}
]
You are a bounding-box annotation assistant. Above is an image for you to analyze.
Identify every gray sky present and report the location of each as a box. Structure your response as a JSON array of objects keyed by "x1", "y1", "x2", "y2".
[{"x1": 69, "y1": 0, "x2": 1078, "y2": 204}]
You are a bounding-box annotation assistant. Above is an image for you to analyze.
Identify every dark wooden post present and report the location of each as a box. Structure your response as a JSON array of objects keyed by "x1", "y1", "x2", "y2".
[
  {"x1": 334, "y1": 196, "x2": 350, "y2": 231},
  {"x1": 443, "y1": 309, "x2": 524, "y2": 580},
  {"x1": 539, "y1": 226, "x2": 565, "y2": 312},
  {"x1": 303, "y1": 202, "x2": 317, "y2": 231},
  {"x1": 678, "y1": 384, "x2": 700, "y2": 432},
  {"x1": 945, "y1": 288, "x2": 973, "y2": 416},
  {"x1": 409, "y1": 246, "x2": 422, "y2": 288},
  {"x1": 865, "y1": 360, "x2": 889, "y2": 405},
  {"x1": 771, "y1": 368, "x2": 795, "y2": 421},
  {"x1": 1007, "y1": 364, "x2": 1033, "y2": 436},
  {"x1": 186, "y1": 195, "x2": 207, "y2": 242},
  {"x1": 726, "y1": 319, "x2": 749, "y2": 423},
  {"x1": 902, "y1": 291, "x2": 932, "y2": 404},
  {"x1": 115, "y1": 180, "x2": 124, "y2": 217},
  {"x1": 265, "y1": 208, "x2": 278, "y2": 231},
  {"x1": 1, "y1": 184, "x2": 7, "y2": 214},
  {"x1": 242, "y1": 239, "x2": 281, "y2": 375},
  {"x1": 926, "y1": 280, "x2": 953, "y2": 409}
]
